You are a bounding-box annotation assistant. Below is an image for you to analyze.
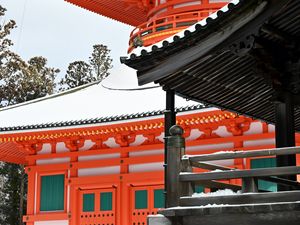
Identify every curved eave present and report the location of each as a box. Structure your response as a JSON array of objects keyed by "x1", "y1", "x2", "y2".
[
  {"x1": 65, "y1": 0, "x2": 148, "y2": 26},
  {"x1": 0, "y1": 104, "x2": 205, "y2": 132},
  {"x1": 122, "y1": 0, "x2": 300, "y2": 131},
  {"x1": 0, "y1": 108, "x2": 236, "y2": 165}
]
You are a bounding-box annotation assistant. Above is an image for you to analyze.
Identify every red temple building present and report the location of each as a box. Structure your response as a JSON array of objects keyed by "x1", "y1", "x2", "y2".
[
  {"x1": 0, "y1": 0, "x2": 299, "y2": 225},
  {"x1": 0, "y1": 81, "x2": 299, "y2": 225},
  {"x1": 66, "y1": 0, "x2": 230, "y2": 52}
]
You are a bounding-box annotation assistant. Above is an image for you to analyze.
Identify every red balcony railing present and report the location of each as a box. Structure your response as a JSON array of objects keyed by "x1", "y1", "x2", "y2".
[{"x1": 128, "y1": 1, "x2": 228, "y2": 52}]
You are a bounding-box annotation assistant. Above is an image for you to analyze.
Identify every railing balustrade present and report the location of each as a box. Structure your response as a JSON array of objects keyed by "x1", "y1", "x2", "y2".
[{"x1": 166, "y1": 125, "x2": 300, "y2": 208}]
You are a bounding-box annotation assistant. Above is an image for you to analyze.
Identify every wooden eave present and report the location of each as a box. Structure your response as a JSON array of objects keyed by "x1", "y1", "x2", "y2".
[
  {"x1": 122, "y1": 0, "x2": 300, "y2": 130},
  {"x1": 65, "y1": 0, "x2": 148, "y2": 26},
  {"x1": 0, "y1": 110, "x2": 239, "y2": 165}
]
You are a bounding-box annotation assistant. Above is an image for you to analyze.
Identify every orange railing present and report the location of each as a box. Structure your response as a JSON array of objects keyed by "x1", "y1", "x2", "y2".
[
  {"x1": 147, "y1": 0, "x2": 227, "y2": 19},
  {"x1": 128, "y1": 1, "x2": 228, "y2": 52}
]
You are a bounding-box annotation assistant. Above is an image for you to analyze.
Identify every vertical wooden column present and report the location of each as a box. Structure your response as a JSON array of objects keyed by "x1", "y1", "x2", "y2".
[
  {"x1": 120, "y1": 147, "x2": 129, "y2": 225},
  {"x1": 166, "y1": 125, "x2": 185, "y2": 208},
  {"x1": 275, "y1": 92, "x2": 296, "y2": 189},
  {"x1": 164, "y1": 89, "x2": 176, "y2": 208},
  {"x1": 69, "y1": 157, "x2": 78, "y2": 225},
  {"x1": 68, "y1": 141, "x2": 78, "y2": 225},
  {"x1": 24, "y1": 158, "x2": 36, "y2": 225}
]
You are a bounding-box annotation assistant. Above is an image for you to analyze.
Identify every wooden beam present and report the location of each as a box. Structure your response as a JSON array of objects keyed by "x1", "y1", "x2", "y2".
[
  {"x1": 180, "y1": 166, "x2": 300, "y2": 182},
  {"x1": 186, "y1": 146, "x2": 300, "y2": 162},
  {"x1": 192, "y1": 180, "x2": 241, "y2": 192},
  {"x1": 190, "y1": 161, "x2": 232, "y2": 171}
]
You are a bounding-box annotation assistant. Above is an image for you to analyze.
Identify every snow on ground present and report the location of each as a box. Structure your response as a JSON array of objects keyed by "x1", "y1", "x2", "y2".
[
  {"x1": 168, "y1": 201, "x2": 300, "y2": 210},
  {"x1": 191, "y1": 189, "x2": 241, "y2": 197}
]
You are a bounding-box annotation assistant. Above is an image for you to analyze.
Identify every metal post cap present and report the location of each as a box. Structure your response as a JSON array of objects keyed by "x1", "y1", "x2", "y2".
[{"x1": 169, "y1": 125, "x2": 184, "y2": 136}]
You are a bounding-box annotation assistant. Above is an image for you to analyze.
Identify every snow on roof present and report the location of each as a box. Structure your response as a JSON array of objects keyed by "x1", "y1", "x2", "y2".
[
  {"x1": 128, "y1": 0, "x2": 239, "y2": 58},
  {"x1": 0, "y1": 69, "x2": 212, "y2": 129}
]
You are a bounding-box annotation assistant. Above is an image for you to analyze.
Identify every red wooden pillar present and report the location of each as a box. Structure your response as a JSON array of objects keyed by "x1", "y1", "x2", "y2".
[{"x1": 24, "y1": 158, "x2": 36, "y2": 225}]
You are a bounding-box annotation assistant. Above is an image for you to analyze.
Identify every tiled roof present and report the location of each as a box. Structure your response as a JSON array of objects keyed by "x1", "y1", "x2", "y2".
[
  {"x1": 65, "y1": 0, "x2": 147, "y2": 26},
  {"x1": 0, "y1": 104, "x2": 206, "y2": 132},
  {"x1": 120, "y1": 0, "x2": 242, "y2": 68},
  {"x1": 121, "y1": 0, "x2": 300, "y2": 131}
]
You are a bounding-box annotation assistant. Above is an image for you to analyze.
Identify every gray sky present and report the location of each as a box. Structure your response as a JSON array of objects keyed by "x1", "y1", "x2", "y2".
[{"x1": 1, "y1": 0, "x2": 135, "y2": 82}]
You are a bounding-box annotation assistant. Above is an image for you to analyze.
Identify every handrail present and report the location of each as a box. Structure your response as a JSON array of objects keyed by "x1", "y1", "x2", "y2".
[
  {"x1": 130, "y1": 10, "x2": 207, "y2": 37},
  {"x1": 165, "y1": 125, "x2": 300, "y2": 208},
  {"x1": 147, "y1": 1, "x2": 227, "y2": 19},
  {"x1": 128, "y1": 10, "x2": 211, "y2": 52},
  {"x1": 184, "y1": 146, "x2": 300, "y2": 162},
  {"x1": 180, "y1": 166, "x2": 300, "y2": 181},
  {"x1": 128, "y1": 1, "x2": 228, "y2": 52}
]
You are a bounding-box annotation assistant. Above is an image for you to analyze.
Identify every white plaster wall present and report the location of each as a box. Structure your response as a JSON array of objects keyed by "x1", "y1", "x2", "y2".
[
  {"x1": 78, "y1": 166, "x2": 120, "y2": 177},
  {"x1": 185, "y1": 129, "x2": 203, "y2": 141},
  {"x1": 157, "y1": 132, "x2": 165, "y2": 143},
  {"x1": 268, "y1": 124, "x2": 275, "y2": 132},
  {"x1": 36, "y1": 157, "x2": 70, "y2": 165},
  {"x1": 37, "y1": 143, "x2": 51, "y2": 155},
  {"x1": 215, "y1": 126, "x2": 233, "y2": 137},
  {"x1": 56, "y1": 142, "x2": 69, "y2": 153},
  {"x1": 103, "y1": 137, "x2": 120, "y2": 148},
  {"x1": 174, "y1": 1, "x2": 200, "y2": 9},
  {"x1": 79, "y1": 140, "x2": 95, "y2": 151},
  {"x1": 244, "y1": 138, "x2": 275, "y2": 147},
  {"x1": 186, "y1": 143, "x2": 234, "y2": 153},
  {"x1": 243, "y1": 122, "x2": 263, "y2": 135},
  {"x1": 129, "y1": 149, "x2": 163, "y2": 157},
  {"x1": 35, "y1": 220, "x2": 68, "y2": 225},
  {"x1": 130, "y1": 134, "x2": 147, "y2": 146},
  {"x1": 78, "y1": 153, "x2": 120, "y2": 161},
  {"x1": 129, "y1": 162, "x2": 164, "y2": 173}
]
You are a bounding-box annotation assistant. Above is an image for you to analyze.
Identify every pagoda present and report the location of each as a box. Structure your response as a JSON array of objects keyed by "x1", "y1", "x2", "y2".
[
  {"x1": 0, "y1": 1, "x2": 299, "y2": 225},
  {"x1": 0, "y1": 80, "x2": 298, "y2": 225},
  {"x1": 66, "y1": 0, "x2": 229, "y2": 52}
]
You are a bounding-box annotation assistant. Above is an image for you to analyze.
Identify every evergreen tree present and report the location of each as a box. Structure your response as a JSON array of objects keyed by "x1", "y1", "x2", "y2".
[
  {"x1": 60, "y1": 44, "x2": 112, "y2": 90},
  {"x1": 89, "y1": 44, "x2": 112, "y2": 80},
  {"x1": 0, "y1": 164, "x2": 27, "y2": 225},
  {"x1": 60, "y1": 60, "x2": 93, "y2": 90},
  {"x1": 0, "y1": 5, "x2": 59, "y2": 225}
]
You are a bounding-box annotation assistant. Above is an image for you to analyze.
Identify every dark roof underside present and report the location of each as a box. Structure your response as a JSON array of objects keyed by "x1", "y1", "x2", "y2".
[{"x1": 122, "y1": 0, "x2": 300, "y2": 131}]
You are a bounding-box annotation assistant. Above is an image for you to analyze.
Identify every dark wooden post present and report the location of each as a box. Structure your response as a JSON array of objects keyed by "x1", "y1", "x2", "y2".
[
  {"x1": 164, "y1": 90, "x2": 176, "y2": 207},
  {"x1": 275, "y1": 92, "x2": 296, "y2": 190},
  {"x1": 181, "y1": 157, "x2": 194, "y2": 197},
  {"x1": 242, "y1": 178, "x2": 258, "y2": 193},
  {"x1": 166, "y1": 125, "x2": 185, "y2": 208}
]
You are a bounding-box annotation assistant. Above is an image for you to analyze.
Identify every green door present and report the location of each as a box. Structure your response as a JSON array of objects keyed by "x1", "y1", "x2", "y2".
[{"x1": 251, "y1": 158, "x2": 277, "y2": 192}]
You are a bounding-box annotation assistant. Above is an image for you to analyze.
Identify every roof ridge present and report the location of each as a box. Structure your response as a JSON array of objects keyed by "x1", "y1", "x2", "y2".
[
  {"x1": 0, "y1": 104, "x2": 208, "y2": 132},
  {"x1": 0, "y1": 81, "x2": 101, "y2": 113}
]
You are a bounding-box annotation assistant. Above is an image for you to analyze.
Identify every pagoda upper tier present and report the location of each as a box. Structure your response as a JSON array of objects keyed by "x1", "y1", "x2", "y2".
[{"x1": 66, "y1": 0, "x2": 230, "y2": 52}]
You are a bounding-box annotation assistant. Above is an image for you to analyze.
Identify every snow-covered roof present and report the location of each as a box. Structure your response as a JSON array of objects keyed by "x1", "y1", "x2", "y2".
[
  {"x1": 0, "y1": 70, "x2": 210, "y2": 131},
  {"x1": 124, "y1": 0, "x2": 239, "y2": 58}
]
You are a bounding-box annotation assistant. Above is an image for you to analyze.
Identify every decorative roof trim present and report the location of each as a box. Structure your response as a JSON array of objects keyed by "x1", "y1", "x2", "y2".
[
  {"x1": 0, "y1": 109, "x2": 240, "y2": 143},
  {"x1": 121, "y1": 0, "x2": 240, "y2": 60},
  {"x1": 0, "y1": 104, "x2": 207, "y2": 132}
]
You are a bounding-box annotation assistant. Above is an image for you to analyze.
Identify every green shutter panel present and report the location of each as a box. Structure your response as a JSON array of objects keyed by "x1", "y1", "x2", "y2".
[
  {"x1": 83, "y1": 193, "x2": 95, "y2": 212},
  {"x1": 100, "y1": 192, "x2": 113, "y2": 211},
  {"x1": 135, "y1": 190, "x2": 148, "y2": 209},
  {"x1": 251, "y1": 158, "x2": 277, "y2": 192},
  {"x1": 154, "y1": 189, "x2": 165, "y2": 208},
  {"x1": 195, "y1": 185, "x2": 204, "y2": 193},
  {"x1": 40, "y1": 174, "x2": 65, "y2": 211}
]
